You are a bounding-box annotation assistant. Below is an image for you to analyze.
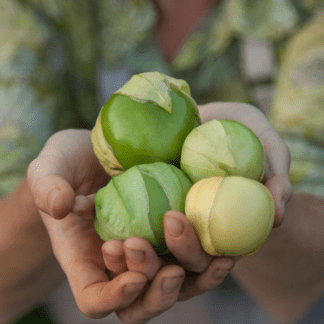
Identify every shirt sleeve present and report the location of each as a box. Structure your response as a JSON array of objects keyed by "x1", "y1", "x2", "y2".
[{"x1": 269, "y1": 11, "x2": 324, "y2": 200}]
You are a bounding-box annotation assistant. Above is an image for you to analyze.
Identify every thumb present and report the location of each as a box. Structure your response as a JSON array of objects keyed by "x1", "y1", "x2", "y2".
[{"x1": 27, "y1": 157, "x2": 75, "y2": 219}]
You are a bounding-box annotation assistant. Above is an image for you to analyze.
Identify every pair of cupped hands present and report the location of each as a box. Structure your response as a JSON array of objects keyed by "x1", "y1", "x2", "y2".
[{"x1": 27, "y1": 102, "x2": 292, "y2": 324}]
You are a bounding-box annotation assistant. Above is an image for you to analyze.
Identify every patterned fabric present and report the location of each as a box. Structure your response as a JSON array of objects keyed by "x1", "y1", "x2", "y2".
[{"x1": 1, "y1": 0, "x2": 324, "y2": 199}]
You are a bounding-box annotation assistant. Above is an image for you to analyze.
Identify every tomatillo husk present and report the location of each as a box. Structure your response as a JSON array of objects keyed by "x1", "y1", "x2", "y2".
[
  {"x1": 94, "y1": 162, "x2": 192, "y2": 255},
  {"x1": 185, "y1": 176, "x2": 275, "y2": 256},
  {"x1": 91, "y1": 72, "x2": 201, "y2": 177},
  {"x1": 180, "y1": 119, "x2": 265, "y2": 183}
]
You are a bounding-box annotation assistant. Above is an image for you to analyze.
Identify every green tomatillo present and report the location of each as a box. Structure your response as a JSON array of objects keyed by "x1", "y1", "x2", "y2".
[
  {"x1": 94, "y1": 162, "x2": 192, "y2": 255},
  {"x1": 91, "y1": 72, "x2": 201, "y2": 177},
  {"x1": 180, "y1": 119, "x2": 265, "y2": 183},
  {"x1": 185, "y1": 176, "x2": 275, "y2": 256}
]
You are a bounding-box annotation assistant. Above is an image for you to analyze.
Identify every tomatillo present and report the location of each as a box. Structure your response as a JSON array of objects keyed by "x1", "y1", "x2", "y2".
[
  {"x1": 185, "y1": 176, "x2": 275, "y2": 256},
  {"x1": 94, "y1": 162, "x2": 192, "y2": 255},
  {"x1": 91, "y1": 72, "x2": 201, "y2": 177},
  {"x1": 180, "y1": 119, "x2": 265, "y2": 183}
]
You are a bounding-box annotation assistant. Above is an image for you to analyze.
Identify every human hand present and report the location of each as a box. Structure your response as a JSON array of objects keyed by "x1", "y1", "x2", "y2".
[
  {"x1": 26, "y1": 130, "x2": 149, "y2": 320},
  {"x1": 104, "y1": 101, "x2": 294, "y2": 322},
  {"x1": 26, "y1": 129, "x2": 238, "y2": 323},
  {"x1": 101, "y1": 211, "x2": 237, "y2": 323},
  {"x1": 26, "y1": 129, "x2": 236, "y2": 323},
  {"x1": 100, "y1": 101, "x2": 292, "y2": 321},
  {"x1": 27, "y1": 99, "x2": 291, "y2": 322},
  {"x1": 198, "y1": 102, "x2": 293, "y2": 227}
]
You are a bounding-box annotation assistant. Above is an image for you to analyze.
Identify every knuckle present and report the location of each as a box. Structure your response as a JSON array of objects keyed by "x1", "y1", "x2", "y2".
[
  {"x1": 117, "y1": 310, "x2": 140, "y2": 324},
  {"x1": 143, "y1": 303, "x2": 172, "y2": 320},
  {"x1": 77, "y1": 303, "x2": 109, "y2": 320},
  {"x1": 77, "y1": 303, "x2": 97, "y2": 319},
  {"x1": 181, "y1": 258, "x2": 209, "y2": 273},
  {"x1": 76, "y1": 291, "x2": 111, "y2": 320},
  {"x1": 184, "y1": 265, "x2": 206, "y2": 273},
  {"x1": 26, "y1": 158, "x2": 39, "y2": 184}
]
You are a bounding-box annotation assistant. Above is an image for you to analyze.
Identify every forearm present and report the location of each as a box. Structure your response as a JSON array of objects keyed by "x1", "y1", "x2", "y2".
[
  {"x1": 231, "y1": 194, "x2": 324, "y2": 323},
  {"x1": 0, "y1": 179, "x2": 65, "y2": 323}
]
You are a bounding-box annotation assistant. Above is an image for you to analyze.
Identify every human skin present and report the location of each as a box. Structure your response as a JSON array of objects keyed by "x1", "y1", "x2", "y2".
[
  {"x1": 4, "y1": 102, "x2": 320, "y2": 324},
  {"x1": 24, "y1": 126, "x2": 236, "y2": 322},
  {"x1": 152, "y1": 0, "x2": 217, "y2": 62},
  {"x1": 102, "y1": 103, "x2": 324, "y2": 323},
  {"x1": 24, "y1": 102, "x2": 290, "y2": 321},
  {"x1": 230, "y1": 194, "x2": 324, "y2": 323},
  {"x1": 1, "y1": 1, "x2": 321, "y2": 324},
  {"x1": 0, "y1": 179, "x2": 66, "y2": 323}
]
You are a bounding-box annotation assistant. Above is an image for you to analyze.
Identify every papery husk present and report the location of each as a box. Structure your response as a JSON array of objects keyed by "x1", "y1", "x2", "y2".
[
  {"x1": 185, "y1": 176, "x2": 275, "y2": 256},
  {"x1": 181, "y1": 120, "x2": 236, "y2": 183},
  {"x1": 94, "y1": 162, "x2": 192, "y2": 255},
  {"x1": 138, "y1": 162, "x2": 192, "y2": 212},
  {"x1": 185, "y1": 176, "x2": 224, "y2": 256},
  {"x1": 116, "y1": 71, "x2": 198, "y2": 115},
  {"x1": 94, "y1": 165, "x2": 156, "y2": 245},
  {"x1": 91, "y1": 72, "x2": 200, "y2": 177},
  {"x1": 91, "y1": 111, "x2": 124, "y2": 177}
]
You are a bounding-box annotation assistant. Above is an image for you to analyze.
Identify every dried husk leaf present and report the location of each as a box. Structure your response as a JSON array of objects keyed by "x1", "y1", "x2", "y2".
[
  {"x1": 90, "y1": 111, "x2": 124, "y2": 177},
  {"x1": 115, "y1": 71, "x2": 198, "y2": 114}
]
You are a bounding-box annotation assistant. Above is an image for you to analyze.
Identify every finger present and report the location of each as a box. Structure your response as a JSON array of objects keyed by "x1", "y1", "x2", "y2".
[
  {"x1": 40, "y1": 204, "x2": 148, "y2": 320},
  {"x1": 27, "y1": 139, "x2": 76, "y2": 219},
  {"x1": 27, "y1": 166, "x2": 75, "y2": 220},
  {"x1": 199, "y1": 102, "x2": 293, "y2": 227},
  {"x1": 259, "y1": 129, "x2": 293, "y2": 227},
  {"x1": 164, "y1": 211, "x2": 212, "y2": 273},
  {"x1": 178, "y1": 257, "x2": 235, "y2": 302},
  {"x1": 59, "y1": 235, "x2": 148, "y2": 320},
  {"x1": 117, "y1": 265, "x2": 185, "y2": 324},
  {"x1": 124, "y1": 237, "x2": 164, "y2": 281},
  {"x1": 228, "y1": 105, "x2": 293, "y2": 227},
  {"x1": 72, "y1": 194, "x2": 96, "y2": 219},
  {"x1": 102, "y1": 240, "x2": 127, "y2": 277},
  {"x1": 27, "y1": 129, "x2": 109, "y2": 219},
  {"x1": 77, "y1": 270, "x2": 148, "y2": 319},
  {"x1": 264, "y1": 173, "x2": 293, "y2": 228}
]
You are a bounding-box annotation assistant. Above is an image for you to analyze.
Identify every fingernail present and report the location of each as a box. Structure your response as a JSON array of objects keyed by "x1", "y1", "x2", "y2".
[
  {"x1": 124, "y1": 281, "x2": 146, "y2": 296},
  {"x1": 165, "y1": 215, "x2": 184, "y2": 237},
  {"x1": 48, "y1": 189, "x2": 59, "y2": 215},
  {"x1": 162, "y1": 276, "x2": 184, "y2": 294},
  {"x1": 125, "y1": 248, "x2": 145, "y2": 264},
  {"x1": 213, "y1": 269, "x2": 228, "y2": 281}
]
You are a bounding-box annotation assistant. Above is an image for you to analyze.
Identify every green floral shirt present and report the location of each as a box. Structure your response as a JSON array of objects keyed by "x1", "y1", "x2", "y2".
[{"x1": 1, "y1": 0, "x2": 324, "y2": 199}]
